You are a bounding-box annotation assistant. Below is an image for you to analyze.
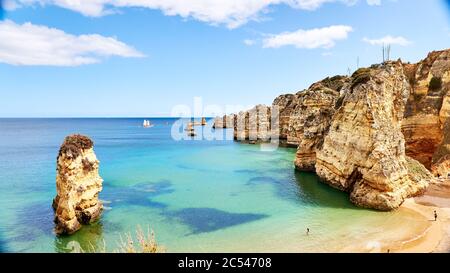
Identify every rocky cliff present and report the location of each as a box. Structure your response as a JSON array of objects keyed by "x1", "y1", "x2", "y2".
[
  {"x1": 272, "y1": 94, "x2": 298, "y2": 145},
  {"x1": 316, "y1": 62, "x2": 429, "y2": 210},
  {"x1": 289, "y1": 76, "x2": 348, "y2": 171},
  {"x1": 234, "y1": 110, "x2": 249, "y2": 141},
  {"x1": 213, "y1": 114, "x2": 235, "y2": 129},
  {"x1": 402, "y1": 49, "x2": 450, "y2": 178},
  {"x1": 213, "y1": 49, "x2": 449, "y2": 210},
  {"x1": 233, "y1": 105, "x2": 271, "y2": 143},
  {"x1": 212, "y1": 116, "x2": 224, "y2": 129},
  {"x1": 53, "y1": 134, "x2": 103, "y2": 235}
]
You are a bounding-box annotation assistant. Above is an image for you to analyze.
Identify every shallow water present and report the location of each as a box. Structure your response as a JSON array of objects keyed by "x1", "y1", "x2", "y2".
[{"x1": 0, "y1": 118, "x2": 429, "y2": 252}]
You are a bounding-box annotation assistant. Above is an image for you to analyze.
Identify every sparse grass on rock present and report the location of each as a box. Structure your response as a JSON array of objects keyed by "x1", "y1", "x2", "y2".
[
  {"x1": 59, "y1": 134, "x2": 93, "y2": 159},
  {"x1": 116, "y1": 226, "x2": 164, "y2": 253},
  {"x1": 77, "y1": 226, "x2": 164, "y2": 253},
  {"x1": 351, "y1": 68, "x2": 372, "y2": 89},
  {"x1": 406, "y1": 156, "x2": 433, "y2": 182}
]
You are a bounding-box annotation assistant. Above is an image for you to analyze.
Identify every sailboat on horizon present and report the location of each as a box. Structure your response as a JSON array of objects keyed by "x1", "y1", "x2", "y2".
[{"x1": 143, "y1": 119, "x2": 153, "y2": 128}]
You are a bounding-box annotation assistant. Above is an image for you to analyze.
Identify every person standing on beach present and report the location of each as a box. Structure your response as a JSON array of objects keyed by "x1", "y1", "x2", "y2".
[
  {"x1": 434, "y1": 210, "x2": 438, "y2": 221},
  {"x1": 306, "y1": 228, "x2": 310, "y2": 236}
]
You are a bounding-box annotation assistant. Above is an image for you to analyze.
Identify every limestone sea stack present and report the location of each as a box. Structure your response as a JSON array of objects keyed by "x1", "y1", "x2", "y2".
[
  {"x1": 402, "y1": 49, "x2": 450, "y2": 178},
  {"x1": 316, "y1": 62, "x2": 429, "y2": 210},
  {"x1": 213, "y1": 114, "x2": 235, "y2": 129},
  {"x1": 272, "y1": 94, "x2": 298, "y2": 145},
  {"x1": 234, "y1": 105, "x2": 271, "y2": 143},
  {"x1": 212, "y1": 116, "x2": 224, "y2": 129},
  {"x1": 234, "y1": 111, "x2": 249, "y2": 141},
  {"x1": 53, "y1": 134, "x2": 103, "y2": 235},
  {"x1": 248, "y1": 105, "x2": 271, "y2": 142}
]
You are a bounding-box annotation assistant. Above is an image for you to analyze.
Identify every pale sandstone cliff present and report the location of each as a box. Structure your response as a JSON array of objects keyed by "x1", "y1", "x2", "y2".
[
  {"x1": 212, "y1": 116, "x2": 224, "y2": 129},
  {"x1": 213, "y1": 114, "x2": 235, "y2": 129},
  {"x1": 316, "y1": 62, "x2": 429, "y2": 210},
  {"x1": 234, "y1": 111, "x2": 249, "y2": 141},
  {"x1": 53, "y1": 135, "x2": 103, "y2": 235},
  {"x1": 234, "y1": 105, "x2": 271, "y2": 143},
  {"x1": 224, "y1": 114, "x2": 236, "y2": 129},
  {"x1": 290, "y1": 76, "x2": 348, "y2": 171},
  {"x1": 402, "y1": 50, "x2": 450, "y2": 178},
  {"x1": 211, "y1": 49, "x2": 449, "y2": 211},
  {"x1": 272, "y1": 94, "x2": 298, "y2": 145}
]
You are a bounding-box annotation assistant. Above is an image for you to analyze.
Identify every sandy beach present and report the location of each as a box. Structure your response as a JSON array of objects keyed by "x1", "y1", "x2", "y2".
[
  {"x1": 346, "y1": 179, "x2": 450, "y2": 253},
  {"x1": 409, "y1": 179, "x2": 450, "y2": 253}
]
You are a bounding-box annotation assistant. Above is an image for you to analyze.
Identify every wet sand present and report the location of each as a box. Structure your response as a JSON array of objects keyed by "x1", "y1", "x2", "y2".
[
  {"x1": 412, "y1": 179, "x2": 450, "y2": 253},
  {"x1": 338, "y1": 179, "x2": 450, "y2": 253}
]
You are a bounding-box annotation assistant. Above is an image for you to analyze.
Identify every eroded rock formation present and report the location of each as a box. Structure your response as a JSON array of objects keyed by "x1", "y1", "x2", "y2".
[
  {"x1": 272, "y1": 94, "x2": 298, "y2": 145},
  {"x1": 291, "y1": 83, "x2": 341, "y2": 171},
  {"x1": 233, "y1": 105, "x2": 272, "y2": 143},
  {"x1": 224, "y1": 114, "x2": 235, "y2": 129},
  {"x1": 53, "y1": 134, "x2": 103, "y2": 235},
  {"x1": 234, "y1": 111, "x2": 249, "y2": 141},
  {"x1": 402, "y1": 50, "x2": 450, "y2": 178},
  {"x1": 316, "y1": 62, "x2": 429, "y2": 210},
  {"x1": 213, "y1": 114, "x2": 235, "y2": 129},
  {"x1": 211, "y1": 49, "x2": 450, "y2": 210},
  {"x1": 212, "y1": 116, "x2": 224, "y2": 129}
]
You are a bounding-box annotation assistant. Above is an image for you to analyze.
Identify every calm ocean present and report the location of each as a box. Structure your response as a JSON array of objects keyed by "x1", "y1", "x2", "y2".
[{"x1": 0, "y1": 118, "x2": 425, "y2": 252}]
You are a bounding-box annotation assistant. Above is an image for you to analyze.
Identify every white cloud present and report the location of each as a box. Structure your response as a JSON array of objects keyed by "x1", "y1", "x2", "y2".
[
  {"x1": 262, "y1": 25, "x2": 353, "y2": 49},
  {"x1": 366, "y1": 0, "x2": 381, "y2": 6},
  {"x1": 363, "y1": 35, "x2": 411, "y2": 46},
  {"x1": 0, "y1": 20, "x2": 144, "y2": 66},
  {"x1": 3, "y1": 0, "x2": 21, "y2": 10},
  {"x1": 12, "y1": 0, "x2": 365, "y2": 28},
  {"x1": 243, "y1": 39, "x2": 256, "y2": 46}
]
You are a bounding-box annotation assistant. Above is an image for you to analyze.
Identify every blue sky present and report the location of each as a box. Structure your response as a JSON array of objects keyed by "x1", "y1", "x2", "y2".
[{"x1": 0, "y1": 0, "x2": 449, "y2": 117}]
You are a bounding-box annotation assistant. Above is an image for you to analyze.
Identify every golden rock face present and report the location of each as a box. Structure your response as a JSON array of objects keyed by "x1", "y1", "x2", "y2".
[
  {"x1": 315, "y1": 62, "x2": 429, "y2": 210},
  {"x1": 213, "y1": 49, "x2": 450, "y2": 210},
  {"x1": 272, "y1": 94, "x2": 298, "y2": 142},
  {"x1": 402, "y1": 49, "x2": 450, "y2": 177},
  {"x1": 53, "y1": 135, "x2": 103, "y2": 235},
  {"x1": 291, "y1": 87, "x2": 340, "y2": 172}
]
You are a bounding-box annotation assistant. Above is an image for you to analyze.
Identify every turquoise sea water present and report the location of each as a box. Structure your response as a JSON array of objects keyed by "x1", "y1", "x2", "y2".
[{"x1": 0, "y1": 118, "x2": 429, "y2": 253}]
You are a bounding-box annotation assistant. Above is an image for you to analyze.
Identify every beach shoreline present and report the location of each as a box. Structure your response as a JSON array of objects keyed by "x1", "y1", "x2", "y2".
[{"x1": 340, "y1": 179, "x2": 450, "y2": 253}]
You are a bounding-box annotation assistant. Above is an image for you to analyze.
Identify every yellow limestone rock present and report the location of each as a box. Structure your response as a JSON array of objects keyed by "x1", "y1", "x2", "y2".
[
  {"x1": 292, "y1": 84, "x2": 340, "y2": 171},
  {"x1": 53, "y1": 134, "x2": 103, "y2": 235},
  {"x1": 233, "y1": 105, "x2": 271, "y2": 143},
  {"x1": 316, "y1": 62, "x2": 429, "y2": 210},
  {"x1": 402, "y1": 49, "x2": 450, "y2": 176},
  {"x1": 272, "y1": 94, "x2": 298, "y2": 144}
]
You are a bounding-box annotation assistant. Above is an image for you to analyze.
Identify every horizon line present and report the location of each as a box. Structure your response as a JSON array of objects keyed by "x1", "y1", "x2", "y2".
[{"x1": 0, "y1": 116, "x2": 216, "y2": 119}]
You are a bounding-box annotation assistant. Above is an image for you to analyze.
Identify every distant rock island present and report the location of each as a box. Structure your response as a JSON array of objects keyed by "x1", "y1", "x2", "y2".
[{"x1": 214, "y1": 48, "x2": 450, "y2": 211}]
